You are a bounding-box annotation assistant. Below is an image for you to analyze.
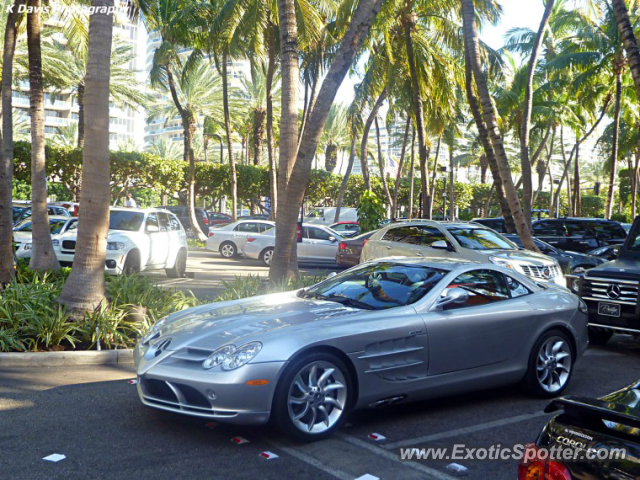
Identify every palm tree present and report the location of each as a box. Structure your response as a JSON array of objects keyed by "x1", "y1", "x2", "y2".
[
  {"x1": 148, "y1": 54, "x2": 228, "y2": 240},
  {"x1": 612, "y1": 0, "x2": 640, "y2": 103},
  {"x1": 49, "y1": 123, "x2": 79, "y2": 148},
  {"x1": 146, "y1": 136, "x2": 183, "y2": 160},
  {"x1": 319, "y1": 104, "x2": 348, "y2": 172},
  {"x1": 27, "y1": 0, "x2": 59, "y2": 271},
  {"x1": 59, "y1": 0, "x2": 114, "y2": 313},
  {"x1": 0, "y1": 0, "x2": 25, "y2": 284}
]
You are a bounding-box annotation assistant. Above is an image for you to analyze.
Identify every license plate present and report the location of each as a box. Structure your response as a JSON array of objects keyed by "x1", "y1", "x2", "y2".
[{"x1": 598, "y1": 302, "x2": 621, "y2": 317}]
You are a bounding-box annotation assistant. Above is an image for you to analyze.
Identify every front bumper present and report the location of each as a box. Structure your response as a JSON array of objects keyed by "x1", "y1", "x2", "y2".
[
  {"x1": 135, "y1": 349, "x2": 285, "y2": 425},
  {"x1": 55, "y1": 250, "x2": 128, "y2": 275}
]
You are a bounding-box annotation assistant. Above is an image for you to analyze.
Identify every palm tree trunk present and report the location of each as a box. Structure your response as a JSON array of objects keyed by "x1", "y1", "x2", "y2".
[
  {"x1": 533, "y1": 127, "x2": 555, "y2": 207},
  {"x1": 408, "y1": 126, "x2": 415, "y2": 219},
  {"x1": 27, "y1": 0, "x2": 59, "y2": 271},
  {"x1": 633, "y1": 131, "x2": 640, "y2": 218},
  {"x1": 574, "y1": 139, "x2": 581, "y2": 216},
  {"x1": 428, "y1": 135, "x2": 442, "y2": 219},
  {"x1": 77, "y1": 81, "x2": 85, "y2": 149},
  {"x1": 269, "y1": 0, "x2": 383, "y2": 283},
  {"x1": 252, "y1": 109, "x2": 266, "y2": 166},
  {"x1": 0, "y1": 0, "x2": 25, "y2": 284},
  {"x1": 221, "y1": 52, "x2": 238, "y2": 222},
  {"x1": 334, "y1": 135, "x2": 357, "y2": 222},
  {"x1": 360, "y1": 89, "x2": 386, "y2": 190},
  {"x1": 463, "y1": 35, "x2": 515, "y2": 233},
  {"x1": 392, "y1": 117, "x2": 410, "y2": 217},
  {"x1": 606, "y1": 69, "x2": 623, "y2": 219},
  {"x1": 59, "y1": 0, "x2": 114, "y2": 313},
  {"x1": 404, "y1": 17, "x2": 431, "y2": 218},
  {"x1": 298, "y1": 63, "x2": 321, "y2": 150},
  {"x1": 613, "y1": 0, "x2": 640, "y2": 102},
  {"x1": 266, "y1": 24, "x2": 277, "y2": 220},
  {"x1": 374, "y1": 117, "x2": 392, "y2": 208},
  {"x1": 420, "y1": 147, "x2": 430, "y2": 218},
  {"x1": 520, "y1": 0, "x2": 555, "y2": 227},
  {"x1": 449, "y1": 143, "x2": 455, "y2": 221},
  {"x1": 463, "y1": 0, "x2": 535, "y2": 249}
]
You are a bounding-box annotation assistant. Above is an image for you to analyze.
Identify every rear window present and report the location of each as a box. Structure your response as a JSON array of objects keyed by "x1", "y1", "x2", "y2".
[{"x1": 586, "y1": 222, "x2": 626, "y2": 240}]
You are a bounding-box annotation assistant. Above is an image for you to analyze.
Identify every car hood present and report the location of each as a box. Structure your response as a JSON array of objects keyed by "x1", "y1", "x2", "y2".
[
  {"x1": 485, "y1": 249, "x2": 556, "y2": 265},
  {"x1": 585, "y1": 258, "x2": 640, "y2": 280},
  {"x1": 148, "y1": 291, "x2": 363, "y2": 354},
  {"x1": 55, "y1": 230, "x2": 138, "y2": 243},
  {"x1": 13, "y1": 231, "x2": 32, "y2": 243}
]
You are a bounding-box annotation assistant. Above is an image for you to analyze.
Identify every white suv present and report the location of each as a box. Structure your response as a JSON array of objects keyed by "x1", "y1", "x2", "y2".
[
  {"x1": 362, "y1": 221, "x2": 564, "y2": 286},
  {"x1": 54, "y1": 208, "x2": 188, "y2": 277}
]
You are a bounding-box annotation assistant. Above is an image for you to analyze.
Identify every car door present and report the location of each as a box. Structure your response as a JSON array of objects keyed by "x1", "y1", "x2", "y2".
[
  {"x1": 533, "y1": 220, "x2": 564, "y2": 249},
  {"x1": 304, "y1": 226, "x2": 339, "y2": 262},
  {"x1": 145, "y1": 213, "x2": 169, "y2": 266},
  {"x1": 424, "y1": 269, "x2": 535, "y2": 375},
  {"x1": 233, "y1": 222, "x2": 262, "y2": 250}
]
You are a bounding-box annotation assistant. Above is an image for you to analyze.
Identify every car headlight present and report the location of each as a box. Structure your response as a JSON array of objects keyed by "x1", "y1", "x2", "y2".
[
  {"x1": 566, "y1": 275, "x2": 581, "y2": 293},
  {"x1": 23, "y1": 243, "x2": 32, "y2": 250},
  {"x1": 141, "y1": 318, "x2": 167, "y2": 345},
  {"x1": 489, "y1": 256, "x2": 514, "y2": 269},
  {"x1": 107, "y1": 242, "x2": 126, "y2": 251},
  {"x1": 51, "y1": 239, "x2": 59, "y2": 247},
  {"x1": 202, "y1": 342, "x2": 262, "y2": 370},
  {"x1": 578, "y1": 298, "x2": 588, "y2": 315}
]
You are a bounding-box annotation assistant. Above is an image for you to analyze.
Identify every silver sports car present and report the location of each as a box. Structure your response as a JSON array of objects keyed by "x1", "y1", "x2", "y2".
[{"x1": 134, "y1": 258, "x2": 589, "y2": 441}]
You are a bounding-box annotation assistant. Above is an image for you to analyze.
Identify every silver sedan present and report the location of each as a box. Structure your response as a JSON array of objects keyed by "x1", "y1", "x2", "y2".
[{"x1": 134, "y1": 258, "x2": 588, "y2": 441}]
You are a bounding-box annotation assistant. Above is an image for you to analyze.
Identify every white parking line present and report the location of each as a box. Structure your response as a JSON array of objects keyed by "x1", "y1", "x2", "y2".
[
  {"x1": 337, "y1": 433, "x2": 457, "y2": 480},
  {"x1": 382, "y1": 411, "x2": 550, "y2": 450}
]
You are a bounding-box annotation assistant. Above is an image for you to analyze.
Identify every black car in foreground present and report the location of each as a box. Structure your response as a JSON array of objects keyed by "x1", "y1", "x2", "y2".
[
  {"x1": 504, "y1": 235, "x2": 606, "y2": 274},
  {"x1": 519, "y1": 381, "x2": 640, "y2": 479}
]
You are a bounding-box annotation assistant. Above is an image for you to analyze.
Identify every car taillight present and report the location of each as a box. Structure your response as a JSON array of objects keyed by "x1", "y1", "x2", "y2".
[
  {"x1": 247, "y1": 237, "x2": 257, "y2": 243},
  {"x1": 363, "y1": 239, "x2": 369, "y2": 246},
  {"x1": 73, "y1": 205, "x2": 79, "y2": 217},
  {"x1": 204, "y1": 217, "x2": 209, "y2": 225},
  {"x1": 208, "y1": 232, "x2": 214, "y2": 237},
  {"x1": 339, "y1": 242, "x2": 347, "y2": 250},
  {"x1": 517, "y1": 444, "x2": 572, "y2": 480}
]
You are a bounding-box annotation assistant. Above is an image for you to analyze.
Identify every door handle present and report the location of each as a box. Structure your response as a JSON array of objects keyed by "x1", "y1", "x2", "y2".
[
  {"x1": 386, "y1": 246, "x2": 392, "y2": 250},
  {"x1": 416, "y1": 252, "x2": 423, "y2": 256}
]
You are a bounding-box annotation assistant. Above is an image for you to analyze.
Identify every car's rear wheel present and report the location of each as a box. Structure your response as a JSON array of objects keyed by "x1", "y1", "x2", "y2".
[
  {"x1": 219, "y1": 241, "x2": 237, "y2": 258},
  {"x1": 588, "y1": 326, "x2": 613, "y2": 346},
  {"x1": 123, "y1": 251, "x2": 140, "y2": 275},
  {"x1": 522, "y1": 329, "x2": 574, "y2": 398},
  {"x1": 260, "y1": 247, "x2": 274, "y2": 266},
  {"x1": 272, "y1": 352, "x2": 352, "y2": 442},
  {"x1": 166, "y1": 249, "x2": 187, "y2": 278}
]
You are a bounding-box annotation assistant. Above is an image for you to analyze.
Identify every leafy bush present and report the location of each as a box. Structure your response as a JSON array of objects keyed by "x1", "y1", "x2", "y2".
[
  {"x1": 357, "y1": 190, "x2": 387, "y2": 233},
  {"x1": 187, "y1": 238, "x2": 206, "y2": 248},
  {"x1": 214, "y1": 274, "x2": 325, "y2": 302}
]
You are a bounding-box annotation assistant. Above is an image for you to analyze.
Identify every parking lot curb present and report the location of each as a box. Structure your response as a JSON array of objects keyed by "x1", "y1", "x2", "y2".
[{"x1": 0, "y1": 349, "x2": 134, "y2": 367}]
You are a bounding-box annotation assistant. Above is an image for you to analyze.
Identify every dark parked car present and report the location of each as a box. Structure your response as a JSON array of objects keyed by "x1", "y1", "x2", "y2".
[
  {"x1": 587, "y1": 244, "x2": 622, "y2": 261},
  {"x1": 531, "y1": 218, "x2": 627, "y2": 253},
  {"x1": 158, "y1": 206, "x2": 209, "y2": 237},
  {"x1": 471, "y1": 217, "x2": 509, "y2": 233},
  {"x1": 519, "y1": 380, "x2": 640, "y2": 480},
  {"x1": 207, "y1": 212, "x2": 232, "y2": 227},
  {"x1": 504, "y1": 235, "x2": 606, "y2": 274},
  {"x1": 13, "y1": 204, "x2": 70, "y2": 225},
  {"x1": 336, "y1": 230, "x2": 376, "y2": 267}
]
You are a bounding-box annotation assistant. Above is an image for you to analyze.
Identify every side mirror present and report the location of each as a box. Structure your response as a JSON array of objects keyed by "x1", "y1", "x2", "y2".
[
  {"x1": 431, "y1": 240, "x2": 452, "y2": 251},
  {"x1": 432, "y1": 288, "x2": 469, "y2": 310},
  {"x1": 326, "y1": 271, "x2": 337, "y2": 280},
  {"x1": 147, "y1": 225, "x2": 160, "y2": 233},
  {"x1": 329, "y1": 236, "x2": 337, "y2": 242},
  {"x1": 613, "y1": 248, "x2": 619, "y2": 256}
]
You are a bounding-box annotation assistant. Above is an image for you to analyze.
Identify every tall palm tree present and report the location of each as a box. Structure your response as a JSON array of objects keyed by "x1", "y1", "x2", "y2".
[
  {"x1": 147, "y1": 136, "x2": 183, "y2": 160},
  {"x1": 0, "y1": 0, "x2": 25, "y2": 284},
  {"x1": 319, "y1": 104, "x2": 348, "y2": 172},
  {"x1": 612, "y1": 0, "x2": 640, "y2": 104},
  {"x1": 27, "y1": 0, "x2": 59, "y2": 271},
  {"x1": 59, "y1": 0, "x2": 114, "y2": 313}
]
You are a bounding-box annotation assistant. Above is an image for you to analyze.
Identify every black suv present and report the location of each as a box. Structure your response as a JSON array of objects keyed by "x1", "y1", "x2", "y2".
[
  {"x1": 531, "y1": 218, "x2": 626, "y2": 253},
  {"x1": 158, "y1": 206, "x2": 209, "y2": 237}
]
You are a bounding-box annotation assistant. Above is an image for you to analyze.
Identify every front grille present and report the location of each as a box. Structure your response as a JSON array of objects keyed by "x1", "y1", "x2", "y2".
[
  {"x1": 62, "y1": 240, "x2": 76, "y2": 251},
  {"x1": 142, "y1": 378, "x2": 211, "y2": 410},
  {"x1": 520, "y1": 264, "x2": 561, "y2": 279},
  {"x1": 583, "y1": 277, "x2": 639, "y2": 306}
]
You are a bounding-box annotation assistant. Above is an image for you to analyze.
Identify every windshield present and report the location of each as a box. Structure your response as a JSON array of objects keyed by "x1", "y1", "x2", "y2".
[
  {"x1": 109, "y1": 211, "x2": 144, "y2": 231},
  {"x1": 306, "y1": 208, "x2": 324, "y2": 218},
  {"x1": 12, "y1": 206, "x2": 27, "y2": 221},
  {"x1": 301, "y1": 262, "x2": 448, "y2": 310},
  {"x1": 447, "y1": 227, "x2": 517, "y2": 250},
  {"x1": 14, "y1": 218, "x2": 67, "y2": 233},
  {"x1": 586, "y1": 222, "x2": 626, "y2": 240}
]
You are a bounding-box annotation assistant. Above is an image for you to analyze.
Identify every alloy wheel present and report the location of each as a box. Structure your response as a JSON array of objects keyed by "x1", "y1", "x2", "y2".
[
  {"x1": 536, "y1": 336, "x2": 572, "y2": 393},
  {"x1": 287, "y1": 361, "x2": 347, "y2": 434},
  {"x1": 263, "y1": 249, "x2": 273, "y2": 265},
  {"x1": 220, "y1": 243, "x2": 235, "y2": 258}
]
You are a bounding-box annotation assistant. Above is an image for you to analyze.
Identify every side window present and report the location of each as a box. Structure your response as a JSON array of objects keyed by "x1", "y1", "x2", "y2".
[
  {"x1": 533, "y1": 221, "x2": 560, "y2": 236},
  {"x1": 391, "y1": 226, "x2": 422, "y2": 244},
  {"x1": 505, "y1": 276, "x2": 531, "y2": 298},
  {"x1": 257, "y1": 223, "x2": 272, "y2": 233},
  {"x1": 157, "y1": 212, "x2": 170, "y2": 232},
  {"x1": 308, "y1": 227, "x2": 332, "y2": 240},
  {"x1": 564, "y1": 222, "x2": 588, "y2": 237},
  {"x1": 236, "y1": 222, "x2": 260, "y2": 233},
  {"x1": 420, "y1": 226, "x2": 447, "y2": 246},
  {"x1": 443, "y1": 269, "x2": 509, "y2": 309},
  {"x1": 382, "y1": 227, "x2": 401, "y2": 241},
  {"x1": 168, "y1": 214, "x2": 181, "y2": 231},
  {"x1": 146, "y1": 213, "x2": 159, "y2": 230}
]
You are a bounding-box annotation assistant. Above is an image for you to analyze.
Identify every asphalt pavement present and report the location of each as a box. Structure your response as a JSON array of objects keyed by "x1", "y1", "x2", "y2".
[
  {"x1": 1, "y1": 335, "x2": 639, "y2": 479},
  {"x1": 144, "y1": 247, "x2": 344, "y2": 301}
]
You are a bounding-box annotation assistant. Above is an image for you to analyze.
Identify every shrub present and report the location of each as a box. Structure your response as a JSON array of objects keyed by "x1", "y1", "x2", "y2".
[{"x1": 214, "y1": 274, "x2": 325, "y2": 302}]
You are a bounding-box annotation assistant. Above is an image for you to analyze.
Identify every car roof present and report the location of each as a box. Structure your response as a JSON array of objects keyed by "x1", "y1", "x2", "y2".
[
  {"x1": 388, "y1": 220, "x2": 488, "y2": 229},
  {"x1": 332, "y1": 221, "x2": 358, "y2": 225}
]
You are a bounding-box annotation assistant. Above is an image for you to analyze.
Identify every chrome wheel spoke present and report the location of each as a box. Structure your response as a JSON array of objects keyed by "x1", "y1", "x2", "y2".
[
  {"x1": 551, "y1": 341, "x2": 563, "y2": 355},
  {"x1": 289, "y1": 395, "x2": 308, "y2": 405},
  {"x1": 324, "y1": 381, "x2": 344, "y2": 392},
  {"x1": 538, "y1": 369, "x2": 549, "y2": 384},
  {"x1": 307, "y1": 407, "x2": 317, "y2": 431},
  {"x1": 318, "y1": 406, "x2": 330, "y2": 427},
  {"x1": 294, "y1": 376, "x2": 309, "y2": 394},
  {"x1": 318, "y1": 368, "x2": 335, "y2": 388},
  {"x1": 293, "y1": 402, "x2": 310, "y2": 420},
  {"x1": 555, "y1": 352, "x2": 570, "y2": 361},
  {"x1": 557, "y1": 364, "x2": 570, "y2": 373},
  {"x1": 323, "y1": 397, "x2": 343, "y2": 411}
]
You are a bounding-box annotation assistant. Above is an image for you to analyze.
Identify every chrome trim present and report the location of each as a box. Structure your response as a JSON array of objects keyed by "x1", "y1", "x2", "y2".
[
  {"x1": 364, "y1": 360, "x2": 424, "y2": 374},
  {"x1": 585, "y1": 277, "x2": 639, "y2": 285},
  {"x1": 588, "y1": 323, "x2": 640, "y2": 334},
  {"x1": 583, "y1": 297, "x2": 637, "y2": 306},
  {"x1": 358, "y1": 346, "x2": 425, "y2": 360}
]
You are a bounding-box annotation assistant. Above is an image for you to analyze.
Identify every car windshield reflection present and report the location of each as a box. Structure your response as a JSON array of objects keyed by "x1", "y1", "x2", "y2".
[
  {"x1": 300, "y1": 262, "x2": 447, "y2": 310},
  {"x1": 109, "y1": 211, "x2": 144, "y2": 231},
  {"x1": 447, "y1": 228, "x2": 517, "y2": 251}
]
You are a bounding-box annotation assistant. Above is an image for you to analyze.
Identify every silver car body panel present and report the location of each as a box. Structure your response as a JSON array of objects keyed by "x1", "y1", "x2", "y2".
[{"x1": 135, "y1": 259, "x2": 588, "y2": 425}]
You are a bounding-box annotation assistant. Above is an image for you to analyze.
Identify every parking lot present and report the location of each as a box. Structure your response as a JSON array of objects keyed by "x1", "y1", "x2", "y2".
[
  {"x1": 1, "y1": 335, "x2": 638, "y2": 479},
  {"x1": 144, "y1": 247, "x2": 345, "y2": 300}
]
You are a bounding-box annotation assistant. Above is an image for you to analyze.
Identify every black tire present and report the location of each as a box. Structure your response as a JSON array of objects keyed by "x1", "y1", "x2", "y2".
[
  {"x1": 123, "y1": 251, "x2": 141, "y2": 275},
  {"x1": 219, "y1": 241, "x2": 237, "y2": 258},
  {"x1": 272, "y1": 351, "x2": 353, "y2": 442},
  {"x1": 521, "y1": 329, "x2": 574, "y2": 398},
  {"x1": 588, "y1": 326, "x2": 613, "y2": 346},
  {"x1": 260, "y1": 247, "x2": 274, "y2": 266},
  {"x1": 165, "y1": 249, "x2": 187, "y2": 278}
]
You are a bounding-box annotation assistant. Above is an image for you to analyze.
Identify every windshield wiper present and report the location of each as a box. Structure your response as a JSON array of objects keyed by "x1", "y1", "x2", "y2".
[
  {"x1": 297, "y1": 289, "x2": 326, "y2": 300},
  {"x1": 323, "y1": 295, "x2": 376, "y2": 310}
]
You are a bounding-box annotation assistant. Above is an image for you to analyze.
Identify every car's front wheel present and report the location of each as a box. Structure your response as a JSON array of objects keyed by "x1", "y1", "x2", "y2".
[
  {"x1": 219, "y1": 241, "x2": 237, "y2": 258},
  {"x1": 522, "y1": 329, "x2": 574, "y2": 398},
  {"x1": 166, "y1": 249, "x2": 187, "y2": 278},
  {"x1": 260, "y1": 247, "x2": 274, "y2": 266},
  {"x1": 123, "y1": 251, "x2": 141, "y2": 275},
  {"x1": 272, "y1": 352, "x2": 352, "y2": 442},
  {"x1": 588, "y1": 326, "x2": 613, "y2": 346}
]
